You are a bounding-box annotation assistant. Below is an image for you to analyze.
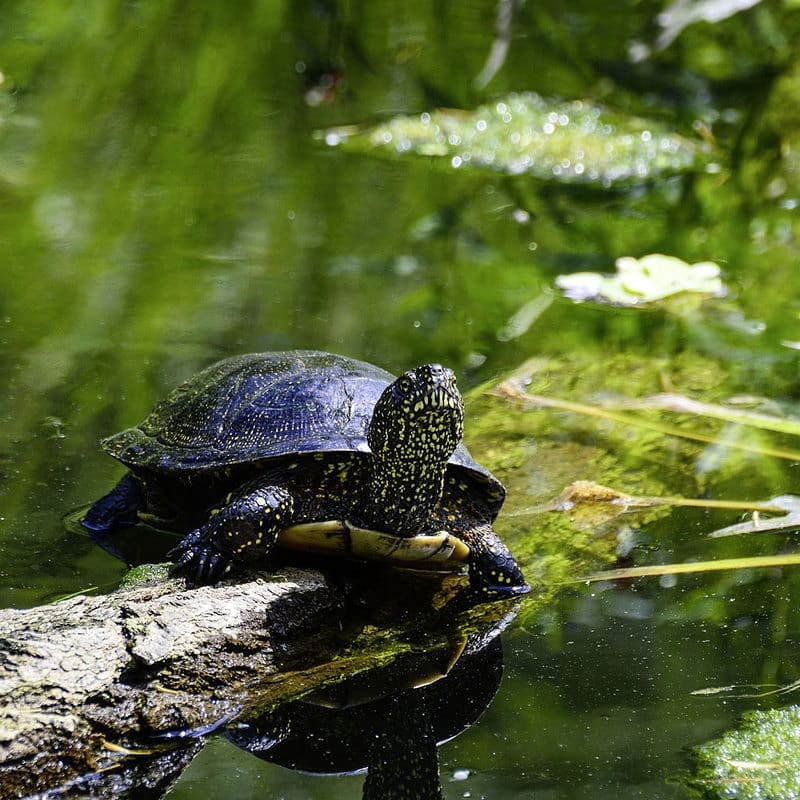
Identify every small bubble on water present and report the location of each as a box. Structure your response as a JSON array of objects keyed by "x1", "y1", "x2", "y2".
[{"x1": 452, "y1": 768, "x2": 470, "y2": 781}]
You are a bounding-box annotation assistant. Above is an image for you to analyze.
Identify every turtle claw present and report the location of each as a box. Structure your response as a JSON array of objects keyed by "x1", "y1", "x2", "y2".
[
  {"x1": 167, "y1": 527, "x2": 204, "y2": 560},
  {"x1": 169, "y1": 531, "x2": 234, "y2": 586},
  {"x1": 195, "y1": 549, "x2": 230, "y2": 585},
  {"x1": 171, "y1": 547, "x2": 197, "y2": 574}
]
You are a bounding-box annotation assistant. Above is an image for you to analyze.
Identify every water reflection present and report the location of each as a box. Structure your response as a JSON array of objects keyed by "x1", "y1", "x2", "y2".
[{"x1": 227, "y1": 631, "x2": 504, "y2": 799}]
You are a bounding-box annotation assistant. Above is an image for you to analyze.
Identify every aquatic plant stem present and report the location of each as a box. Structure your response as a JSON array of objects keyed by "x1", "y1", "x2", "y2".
[
  {"x1": 577, "y1": 552, "x2": 800, "y2": 583},
  {"x1": 494, "y1": 382, "x2": 800, "y2": 462}
]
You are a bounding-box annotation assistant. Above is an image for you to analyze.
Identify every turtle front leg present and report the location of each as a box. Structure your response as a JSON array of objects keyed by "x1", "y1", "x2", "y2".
[{"x1": 169, "y1": 482, "x2": 294, "y2": 585}]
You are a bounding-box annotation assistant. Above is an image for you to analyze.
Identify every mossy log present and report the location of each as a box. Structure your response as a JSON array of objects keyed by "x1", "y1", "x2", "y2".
[{"x1": 0, "y1": 566, "x2": 345, "y2": 799}]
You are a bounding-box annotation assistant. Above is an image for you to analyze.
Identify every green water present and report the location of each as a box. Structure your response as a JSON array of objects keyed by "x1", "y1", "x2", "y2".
[{"x1": 3, "y1": 1, "x2": 800, "y2": 797}]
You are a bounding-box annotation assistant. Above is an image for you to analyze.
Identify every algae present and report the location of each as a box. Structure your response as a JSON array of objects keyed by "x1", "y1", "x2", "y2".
[
  {"x1": 119, "y1": 563, "x2": 172, "y2": 589},
  {"x1": 322, "y1": 93, "x2": 710, "y2": 186},
  {"x1": 687, "y1": 705, "x2": 800, "y2": 799}
]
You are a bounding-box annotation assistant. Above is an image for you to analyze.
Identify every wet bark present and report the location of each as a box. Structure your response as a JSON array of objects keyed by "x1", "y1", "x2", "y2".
[{"x1": 0, "y1": 567, "x2": 344, "y2": 799}]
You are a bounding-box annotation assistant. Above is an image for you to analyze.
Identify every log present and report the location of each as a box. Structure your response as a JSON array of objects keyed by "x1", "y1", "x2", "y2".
[
  {"x1": 0, "y1": 566, "x2": 345, "y2": 799},
  {"x1": 0, "y1": 563, "x2": 479, "y2": 799}
]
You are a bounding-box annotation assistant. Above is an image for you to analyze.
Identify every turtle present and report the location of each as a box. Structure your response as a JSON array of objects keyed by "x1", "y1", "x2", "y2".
[{"x1": 82, "y1": 350, "x2": 528, "y2": 596}]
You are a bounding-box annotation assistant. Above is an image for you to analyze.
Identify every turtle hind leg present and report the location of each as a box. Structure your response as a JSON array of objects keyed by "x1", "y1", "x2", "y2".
[
  {"x1": 465, "y1": 525, "x2": 530, "y2": 598},
  {"x1": 82, "y1": 472, "x2": 144, "y2": 534},
  {"x1": 169, "y1": 483, "x2": 294, "y2": 586}
]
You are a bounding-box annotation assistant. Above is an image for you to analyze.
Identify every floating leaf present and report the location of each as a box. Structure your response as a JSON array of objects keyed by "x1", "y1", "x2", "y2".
[
  {"x1": 321, "y1": 93, "x2": 708, "y2": 186},
  {"x1": 556, "y1": 253, "x2": 727, "y2": 309}
]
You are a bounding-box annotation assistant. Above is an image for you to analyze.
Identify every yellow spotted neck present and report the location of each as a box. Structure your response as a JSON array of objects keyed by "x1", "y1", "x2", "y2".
[{"x1": 362, "y1": 457, "x2": 447, "y2": 536}]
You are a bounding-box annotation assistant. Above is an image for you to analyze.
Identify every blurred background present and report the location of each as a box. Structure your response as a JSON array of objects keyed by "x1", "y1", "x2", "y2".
[{"x1": 3, "y1": 1, "x2": 800, "y2": 797}]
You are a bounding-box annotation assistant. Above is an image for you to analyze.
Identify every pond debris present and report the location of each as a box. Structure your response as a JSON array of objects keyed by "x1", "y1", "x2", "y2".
[
  {"x1": 555, "y1": 254, "x2": 727, "y2": 310},
  {"x1": 101, "y1": 739, "x2": 158, "y2": 756},
  {"x1": 496, "y1": 292, "x2": 553, "y2": 341},
  {"x1": 474, "y1": 0, "x2": 514, "y2": 89},
  {"x1": 514, "y1": 479, "x2": 786, "y2": 530},
  {"x1": 519, "y1": 480, "x2": 650, "y2": 528},
  {"x1": 692, "y1": 679, "x2": 800, "y2": 700},
  {"x1": 709, "y1": 495, "x2": 800, "y2": 538},
  {"x1": 656, "y1": 0, "x2": 764, "y2": 50},
  {"x1": 320, "y1": 93, "x2": 709, "y2": 186}
]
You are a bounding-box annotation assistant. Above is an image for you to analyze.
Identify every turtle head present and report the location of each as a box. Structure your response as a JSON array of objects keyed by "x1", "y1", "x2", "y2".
[{"x1": 368, "y1": 364, "x2": 465, "y2": 466}]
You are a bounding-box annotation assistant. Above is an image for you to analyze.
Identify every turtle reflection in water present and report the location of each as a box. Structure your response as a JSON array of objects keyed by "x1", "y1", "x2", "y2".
[
  {"x1": 228, "y1": 629, "x2": 506, "y2": 799},
  {"x1": 84, "y1": 351, "x2": 528, "y2": 597}
]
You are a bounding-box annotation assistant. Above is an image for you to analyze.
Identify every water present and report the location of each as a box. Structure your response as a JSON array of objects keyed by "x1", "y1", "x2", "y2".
[{"x1": 3, "y1": 1, "x2": 800, "y2": 797}]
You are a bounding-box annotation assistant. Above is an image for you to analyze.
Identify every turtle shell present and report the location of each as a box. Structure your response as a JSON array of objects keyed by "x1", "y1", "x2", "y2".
[{"x1": 103, "y1": 351, "x2": 505, "y2": 517}]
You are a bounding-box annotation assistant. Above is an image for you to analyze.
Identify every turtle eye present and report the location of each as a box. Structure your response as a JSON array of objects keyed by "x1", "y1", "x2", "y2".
[{"x1": 394, "y1": 375, "x2": 414, "y2": 397}]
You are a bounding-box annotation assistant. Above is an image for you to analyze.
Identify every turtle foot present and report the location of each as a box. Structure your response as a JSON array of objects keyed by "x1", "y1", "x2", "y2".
[
  {"x1": 83, "y1": 472, "x2": 143, "y2": 534},
  {"x1": 169, "y1": 534, "x2": 234, "y2": 586}
]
